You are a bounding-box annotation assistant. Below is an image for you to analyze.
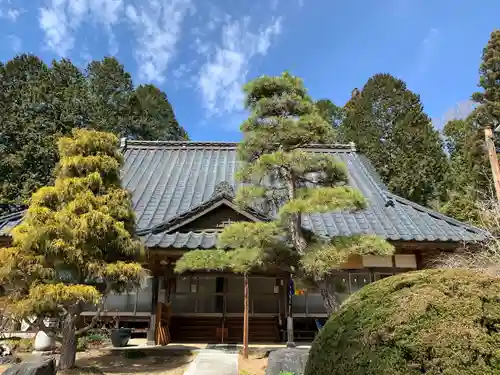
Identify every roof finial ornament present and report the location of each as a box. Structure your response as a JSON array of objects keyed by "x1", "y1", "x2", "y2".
[
  {"x1": 385, "y1": 199, "x2": 395, "y2": 207},
  {"x1": 212, "y1": 181, "x2": 235, "y2": 198}
]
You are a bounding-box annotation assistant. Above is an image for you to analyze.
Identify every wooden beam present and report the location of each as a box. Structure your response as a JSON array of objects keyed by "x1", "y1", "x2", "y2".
[
  {"x1": 0, "y1": 236, "x2": 12, "y2": 248},
  {"x1": 485, "y1": 126, "x2": 500, "y2": 202},
  {"x1": 147, "y1": 276, "x2": 159, "y2": 345},
  {"x1": 243, "y1": 273, "x2": 249, "y2": 359},
  {"x1": 389, "y1": 241, "x2": 462, "y2": 251},
  {"x1": 286, "y1": 274, "x2": 295, "y2": 347}
]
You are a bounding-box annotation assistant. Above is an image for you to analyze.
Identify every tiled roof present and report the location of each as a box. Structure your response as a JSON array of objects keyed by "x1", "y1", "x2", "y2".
[
  {"x1": 142, "y1": 182, "x2": 271, "y2": 237},
  {"x1": 0, "y1": 140, "x2": 487, "y2": 248},
  {"x1": 122, "y1": 141, "x2": 485, "y2": 245},
  {"x1": 142, "y1": 231, "x2": 219, "y2": 249},
  {"x1": 0, "y1": 210, "x2": 24, "y2": 237}
]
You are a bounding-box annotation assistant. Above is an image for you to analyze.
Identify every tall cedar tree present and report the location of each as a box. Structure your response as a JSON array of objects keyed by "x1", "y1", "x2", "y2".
[
  {"x1": 0, "y1": 55, "x2": 188, "y2": 204},
  {"x1": 175, "y1": 72, "x2": 393, "y2": 315},
  {"x1": 472, "y1": 30, "x2": 500, "y2": 128},
  {"x1": 440, "y1": 110, "x2": 491, "y2": 223},
  {"x1": 0, "y1": 55, "x2": 65, "y2": 203},
  {"x1": 340, "y1": 74, "x2": 448, "y2": 206},
  {"x1": 439, "y1": 30, "x2": 500, "y2": 222},
  {"x1": 0, "y1": 129, "x2": 146, "y2": 370},
  {"x1": 315, "y1": 99, "x2": 345, "y2": 130}
]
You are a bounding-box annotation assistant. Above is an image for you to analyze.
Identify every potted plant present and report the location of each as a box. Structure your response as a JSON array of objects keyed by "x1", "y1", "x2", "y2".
[
  {"x1": 110, "y1": 327, "x2": 132, "y2": 347},
  {"x1": 109, "y1": 315, "x2": 132, "y2": 347}
]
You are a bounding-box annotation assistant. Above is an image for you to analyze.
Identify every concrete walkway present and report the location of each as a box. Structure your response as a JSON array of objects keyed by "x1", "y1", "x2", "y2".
[{"x1": 183, "y1": 345, "x2": 238, "y2": 375}]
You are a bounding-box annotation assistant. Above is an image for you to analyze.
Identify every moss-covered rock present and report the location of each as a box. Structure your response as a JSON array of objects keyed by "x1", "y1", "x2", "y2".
[{"x1": 305, "y1": 269, "x2": 500, "y2": 375}]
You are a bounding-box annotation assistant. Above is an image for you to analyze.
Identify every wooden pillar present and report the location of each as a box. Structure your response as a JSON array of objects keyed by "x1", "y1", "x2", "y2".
[
  {"x1": 243, "y1": 273, "x2": 249, "y2": 359},
  {"x1": 485, "y1": 126, "x2": 500, "y2": 202},
  {"x1": 286, "y1": 274, "x2": 295, "y2": 347},
  {"x1": 147, "y1": 276, "x2": 159, "y2": 345}
]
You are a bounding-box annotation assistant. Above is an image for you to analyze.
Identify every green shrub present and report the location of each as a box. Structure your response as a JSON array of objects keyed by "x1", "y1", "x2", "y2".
[
  {"x1": 305, "y1": 269, "x2": 500, "y2": 375},
  {"x1": 86, "y1": 333, "x2": 106, "y2": 342},
  {"x1": 4, "y1": 337, "x2": 33, "y2": 353},
  {"x1": 77, "y1": 333, "x2": 107, "y2": 351},
  {"x1": 77, "y1": 336, "x2": 88, "y2": 352}
]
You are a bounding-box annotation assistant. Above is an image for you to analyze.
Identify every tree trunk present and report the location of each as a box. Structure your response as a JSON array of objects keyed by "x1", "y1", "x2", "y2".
[
  {"x1": 317, "y1": 276, "x2": 340, "y2": 317},
  {"x1": 59, "y1": 314, "x2": 78, "y2": 370},
  {"x1": 285, "y1": 170, "x2": 307, "y2": 256},
  {"x1": 289, "y1": 212, "x2": 307, "y2": 255}
]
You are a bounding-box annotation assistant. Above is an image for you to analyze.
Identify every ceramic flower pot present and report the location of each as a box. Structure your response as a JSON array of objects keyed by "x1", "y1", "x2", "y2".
[{"x1": 110, "y1": 328, "x2": 132, "y2": 347}]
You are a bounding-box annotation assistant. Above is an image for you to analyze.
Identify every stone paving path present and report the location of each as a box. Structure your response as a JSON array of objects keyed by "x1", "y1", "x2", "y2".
[{"x1": 183, "y1": 345, "x2": 238, "y2": 375}]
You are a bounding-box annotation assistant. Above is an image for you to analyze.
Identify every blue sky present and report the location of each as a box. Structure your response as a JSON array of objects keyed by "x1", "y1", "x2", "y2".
[{"x1": 0, "y1": 0, "x2": 498, "y2": 141}]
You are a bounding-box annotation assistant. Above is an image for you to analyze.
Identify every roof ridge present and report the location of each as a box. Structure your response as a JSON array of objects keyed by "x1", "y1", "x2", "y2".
[
  {"x1": 124, "y1": 140, "x2": 357, "y2": 150},
  {"x1": 351, "y1": 153, "x2": 394, "y2": 207}
]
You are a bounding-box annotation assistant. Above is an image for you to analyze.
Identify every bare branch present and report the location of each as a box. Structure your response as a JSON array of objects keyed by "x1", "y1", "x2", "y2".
[
  {"x1": 35, "y1": 316, "x2": 49, "y2": 332},
  {"x1": 75, "y1": 307, "x2": 103, "y2": 336},
  {"x1": 432, "y1": 198, "x2": 500, "y2": 276},
  {"x1": 75, "y1": 285, "x2": 110, "y2": 336}
]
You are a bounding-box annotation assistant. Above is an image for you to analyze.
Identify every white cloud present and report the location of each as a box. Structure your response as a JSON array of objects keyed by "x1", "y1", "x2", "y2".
[
  {"x1": 38, "y1": 0, "x2": 123, "y2": 57},
  {"x1": 0, "y1": 0, "x2": 24, "y2": 21},
  {"x1": 197, "y1": 16, "x2": 283, "y2": 117},
  {"x1": 171, "y1": 61, "x2": 198, "y2": 90},
  {"x1": 39, "y1": 3, "x2": 74, "y2": 56},
  {"x1": 36, "y1": 0, "x2": 287, "y2": 93},
  {"x1": 125, "y1": 0, "x2": 194, "y2": 83},
  {"x1": 418, "y1": 28, "x2": 440, "y2": 74}
]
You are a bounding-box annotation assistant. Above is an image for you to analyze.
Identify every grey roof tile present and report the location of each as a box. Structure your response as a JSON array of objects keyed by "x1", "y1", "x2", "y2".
[
  {"x1": 143, "y1": 231, "x2": 218, "y2": 248},
  {"x1": 0, "y1": 141, "x2": 487, "y2": 247},
  {"x1": 121, "y1": 141, "x2": 484, "y2": 244}
]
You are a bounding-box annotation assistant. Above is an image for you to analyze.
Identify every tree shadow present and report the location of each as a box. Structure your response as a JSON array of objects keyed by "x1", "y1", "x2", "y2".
[{"x1": 64, "y1": 349, "x2": 194, "y2": 374}]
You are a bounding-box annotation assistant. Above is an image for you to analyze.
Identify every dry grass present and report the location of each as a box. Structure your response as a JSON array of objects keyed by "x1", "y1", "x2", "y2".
[
  {"x1": 238, "y1": 349, "x2": 269, "y2": 375},
  {"x1": 432, "y1": 199, "x2": 500, "y2": 276},
  {"x1": 0, "y1": 350, "x2": 193, "y2": 375}
]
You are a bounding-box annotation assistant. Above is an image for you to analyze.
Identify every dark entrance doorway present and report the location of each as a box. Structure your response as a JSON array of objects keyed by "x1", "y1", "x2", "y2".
[{"x1": 168, "y1": 275, "x2": 282, "y2": 343}]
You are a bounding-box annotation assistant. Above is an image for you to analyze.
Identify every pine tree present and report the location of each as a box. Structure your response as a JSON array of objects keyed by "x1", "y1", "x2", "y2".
[
  {"x1": 340, "y1": 73, "x2": 448, "y2": 206},
  {"x1": 472, "y1": 30, "x2": 500, "y2": 127},
  {"x1": 0, "y1": 129, "x2": 146, "y2": 370},
  {"x1": 175, "y1": 72, "x2": 393, "y2": 320}
]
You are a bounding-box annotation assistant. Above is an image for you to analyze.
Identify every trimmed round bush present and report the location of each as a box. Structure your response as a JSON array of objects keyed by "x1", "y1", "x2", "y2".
[{"x1": 305, "y1": 269, "x2": 500, "y2": 375}]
